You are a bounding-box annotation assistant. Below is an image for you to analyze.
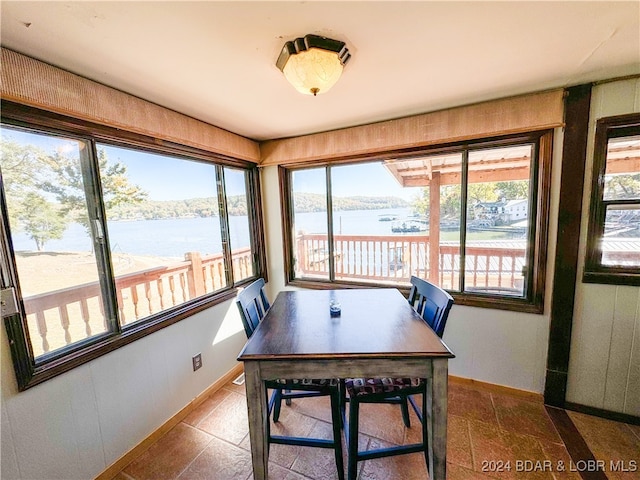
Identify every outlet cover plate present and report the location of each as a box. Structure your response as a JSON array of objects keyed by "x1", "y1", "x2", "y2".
[{"x1": 192, "y1": 353, "x2": 202, "y2": 371}]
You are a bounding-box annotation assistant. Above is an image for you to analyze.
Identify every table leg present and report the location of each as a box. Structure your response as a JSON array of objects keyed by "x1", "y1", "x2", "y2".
[
  {"x1": 428, "y1": 358, "x2": 448, "y2": 480},
  {"x1": 244, "y1": 362, "x2": 269, "y2": 480}
]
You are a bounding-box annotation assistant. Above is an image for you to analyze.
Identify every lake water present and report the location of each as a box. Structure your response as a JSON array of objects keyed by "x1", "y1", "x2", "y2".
[{"x1": 12, "y1": 207, "x2": 413, "y2": 258}]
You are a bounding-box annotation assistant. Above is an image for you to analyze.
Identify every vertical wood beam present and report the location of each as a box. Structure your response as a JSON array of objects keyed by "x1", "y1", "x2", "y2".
[
  {"x1": 544, "y1": 84, "x2": 592, "y2": 407},
  {"x1": 429, "y1": 172, "x2": 441, "y2": 284},
  {"x1": 185, "y1": 252, "x2": 204, "y2": 298}
]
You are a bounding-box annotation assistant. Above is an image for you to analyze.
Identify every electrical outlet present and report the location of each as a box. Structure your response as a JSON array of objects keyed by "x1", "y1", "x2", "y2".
[{"x1": 192, "y1": 353, "x2": 202, "y2": 371}]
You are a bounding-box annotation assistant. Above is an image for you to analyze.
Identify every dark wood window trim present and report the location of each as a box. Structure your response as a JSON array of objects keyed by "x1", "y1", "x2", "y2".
[
  {"x1": 583, "y1": 113, "x2": 640, "y2": 286},
  {"x1": 1, "y1": 101, "x2": 267, "y2": 390},
  {"x1": 279, "y1": 131, "x2": 553, "y2": 314},
  {"x1": 544, "y1": 84, "x2": 592, "y2": 407}
]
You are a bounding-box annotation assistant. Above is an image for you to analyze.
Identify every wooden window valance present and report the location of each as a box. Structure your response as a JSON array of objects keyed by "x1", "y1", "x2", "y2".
[
  {"x1": 260, "y1": 89, "x2": 565, "y2": 166},
  {"x1": 0, "y1": 48, "x2": 260, "y2": 163}
]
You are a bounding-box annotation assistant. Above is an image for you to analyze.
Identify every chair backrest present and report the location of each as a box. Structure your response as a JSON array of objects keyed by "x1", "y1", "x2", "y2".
[
  {"x1": 408, "y1": 276, "x2": 454, "y2": 338},
  {"x1": 236, "y1": 278, "x2": 271, "y2": 338}
]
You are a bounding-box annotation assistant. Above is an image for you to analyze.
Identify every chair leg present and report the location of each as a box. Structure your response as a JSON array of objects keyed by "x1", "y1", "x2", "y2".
[
  {"x1": 422, "y1": 385, "x2": 430, "y2": 476},
  {"x1": 400, "y1": 397, "x2": 411, "y2": 428},
  {"x1": 347, "y1": 398, "x2": 359, "y2": 480},
  {"x1": 330, "y1": 390, "x2": 345, "y2": 480},
  {"x1": 285, "y1": 388, "x2": 292, "y2": 406},
  {"x1": 272, "y1": 389, "x2": 283, "y2": 423},
  {"x1": 408, "y1": 394, "x2": 423, "y2": 423},
  {"x1": 265, "y1": 388, "x2": 272, "y2": 456},
  {"x1": 339, "y1": 379, "x2": 347, "y2": 429}
]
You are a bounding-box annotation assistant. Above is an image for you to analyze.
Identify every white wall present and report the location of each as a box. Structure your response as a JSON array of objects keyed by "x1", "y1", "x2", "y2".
[
  {"x1": 1, "y1": 300, "x2": 248, "y2": 479},
  {"x1": 259, "y1": 123, "x2": 566, "y2": 394},
  {"x1": 566, "y1": 78, "x2": 640, "y2": 416}
]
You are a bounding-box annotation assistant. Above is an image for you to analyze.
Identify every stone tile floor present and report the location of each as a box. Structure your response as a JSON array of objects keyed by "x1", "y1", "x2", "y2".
[{"x1": 114, "y1": 378, "x2": 639, "y2": 480}]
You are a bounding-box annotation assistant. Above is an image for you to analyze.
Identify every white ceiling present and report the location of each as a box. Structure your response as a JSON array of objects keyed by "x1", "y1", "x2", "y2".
[{"x1": 1, "y1": 1, "x2": 639, "y2": 142}]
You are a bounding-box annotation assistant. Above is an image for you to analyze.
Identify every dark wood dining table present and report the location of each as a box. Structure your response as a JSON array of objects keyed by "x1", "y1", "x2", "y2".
[{"x1": 237, "y1": 288, "x2": 454, "y2": 480}]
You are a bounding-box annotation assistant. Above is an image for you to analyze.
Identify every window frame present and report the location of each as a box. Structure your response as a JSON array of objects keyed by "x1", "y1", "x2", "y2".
[
  {"x1": 279, "y1": 130, "x2": 553, "y2": 313},
  {"x1": 1, "y1": 101, "x2": 267, "y2": 390},
  {"x1": 583, "y1": 113, "x2": 640, "y2": 286}
]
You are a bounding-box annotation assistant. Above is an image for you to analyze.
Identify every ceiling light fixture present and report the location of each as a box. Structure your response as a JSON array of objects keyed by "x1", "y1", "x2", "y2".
[{"x1": 276, "y1": 34, "x2": 351, "y2": 96}]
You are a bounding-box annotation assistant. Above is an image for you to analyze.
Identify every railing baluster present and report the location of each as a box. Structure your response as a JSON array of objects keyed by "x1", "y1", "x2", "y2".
[
  {"x1": 157, "y1": 278, "x2": 165, "y2": 310},
  {"x1": 345, "y1": 240, "x2": 349, "y2": 275},
  {"x1": 80, "y1": 299, "x2": 91, "y2": 337},
  {"x1": 180, "y1": 273, "x2": 187, "y2": 302},
  {"x1": 211, "y1": 264, "x2": 219, "y2": 290},
  {"x1": 59, "y1": 305, "x2": 71, "y2": 345},
  {"x1": 449, "y1": 250, "x2": 454, "y2": 288},
  {"x1": 200, "y1": 266, "x2": 207, "y2": 293},
  {"x1": 484, "y1": 254, "x2": 490, "y2": 287},
  {"x1": 131, "y1": 286, "x2": 140, "y2": 319},
  {"x1": 116, "y1": 288, "x2": 126, "y2": 325},
  {"x1": 473, "y1": 255, "x2": 479, "y2": 287},
  {"x1": 36, "y1": 311, "x2": 49, "y2": 353},
  {"x1": 145, "y1": 282, "x2": 153, "y2": 314},
  {"x1": 217, "y1": 262, "x2": 224, "y2": 289},
  {"x1": 206, "y1": 265, "x2": 213, "y2": 291},
  {"x1": 169, "y1": 276, "x2": 177, "y2": 306}
]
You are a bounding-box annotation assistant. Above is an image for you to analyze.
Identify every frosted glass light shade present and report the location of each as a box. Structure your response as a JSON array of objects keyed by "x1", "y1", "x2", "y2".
[
  {"x1": 276, "y1": 34, "x2": 351, "y2": 96},
  {"x1": 282, "y1": 48, "x2": 344, "y2": 96}
]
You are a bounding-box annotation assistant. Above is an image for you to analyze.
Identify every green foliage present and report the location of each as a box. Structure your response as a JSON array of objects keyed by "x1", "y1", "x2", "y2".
[
  {"x1": 225, "y1": 194, "x2": 249, "y2": 216},
  {"x1": 20, "y1": 192, "x2": 67, "y2": 251},
  {"x1": 106, "y1": 192, "x2": 407, "y2": 220},
  {"x1": 1, "y1": 140, "x2": 147, "y2": 250},
  {"x1": 411, "y1": 189, "x2": 429, "y2": 216},
  {"x1": 605, "y1": 173, "x2": 640, "y2": 200},
  {"x1": 333, "y1": 195, "x2": 409, "y2": 212},
  {"x1": 411, "y1": 180, "x2": 530, "y2": 221},
  {"x1": 107, "y1": 194, "x2": 249, "y2": 220},
  {"x1": 40, "y1": 148, "x2": 147, "y2": 234},
  {"x1": 0, "y1": 140, "x2": 49, "y2": 230},
  {"x1": 496, "y1": 180, "x2": 529, "y2": 200},
  {"x1": 292, "y1": 192, "x2": 408, "y2": 213}
]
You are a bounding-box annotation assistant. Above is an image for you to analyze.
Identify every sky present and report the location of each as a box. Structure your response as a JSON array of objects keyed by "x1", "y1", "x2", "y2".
[
  {"x1": 293, "y1": 162, "x2": 421, "y2": 201},
  {"x1": 2, "y1": 126, "x2": 421, "y2": 202},
  {"x1": 1, "y1": 126, "x2": 247, "y2": 200}
]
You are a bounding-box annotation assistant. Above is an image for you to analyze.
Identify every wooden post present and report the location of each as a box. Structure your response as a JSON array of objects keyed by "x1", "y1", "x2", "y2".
[
  {"x1": 297, "y1": 233, "x2": 308, "y2": 275},
  {"x1": 429, "y1": 171, "x2": 441, "y2": 284},
  {"x1": 185, "y1": 252, "x2": 205, "y2": 298}
]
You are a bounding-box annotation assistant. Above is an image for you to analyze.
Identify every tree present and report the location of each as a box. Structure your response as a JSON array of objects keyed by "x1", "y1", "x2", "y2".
[
  {"x1": 40, "y1": 148, "x2": 147, "y2": 236},
  {"x1": 1, "y1": 141, "x2": 147, "y2": 250},
  {"x1": 0, "y1": 140, "x2": 50, "y2": 231},
  {"x1": 411, "y1": 182, "x2": 503, "y2": 221},
  {"x1": 20, "y1": 193, "x2": 67, "y2": 251},
  {"x1": 496, "y1": 180, "x2": 529, "y2": 200},
  {"x1": 411, "y1": 188, "x2": 429, "y2": 216},
  {"x1": 605, "y1": 173, "x2": 640, "y2": 200}
]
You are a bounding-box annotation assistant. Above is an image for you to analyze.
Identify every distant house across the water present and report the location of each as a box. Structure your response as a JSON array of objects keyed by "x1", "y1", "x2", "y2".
[{"x1": 474, "y1": 198, "x2": 528, "y2": 225}]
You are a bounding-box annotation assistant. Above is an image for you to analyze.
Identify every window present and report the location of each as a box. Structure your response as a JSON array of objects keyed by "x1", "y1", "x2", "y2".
[
  {"x1": 281, "y1": 131, "x2": 552, "y2": 312},
  {"x1": 584, "y1": 113, "x2": 640, "y2": 285},
  {"x1": 0, "y1": 106, "x2": 265, "y2": 390}
]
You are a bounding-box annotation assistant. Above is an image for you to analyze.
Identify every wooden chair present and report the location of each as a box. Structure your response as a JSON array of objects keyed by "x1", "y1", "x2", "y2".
[
  {"x1": 344, "y1": 276, "x2": 453, "y2": 480},
  {"x1": 236, "y1": 278, "x2": 345, "y2": 480}
]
